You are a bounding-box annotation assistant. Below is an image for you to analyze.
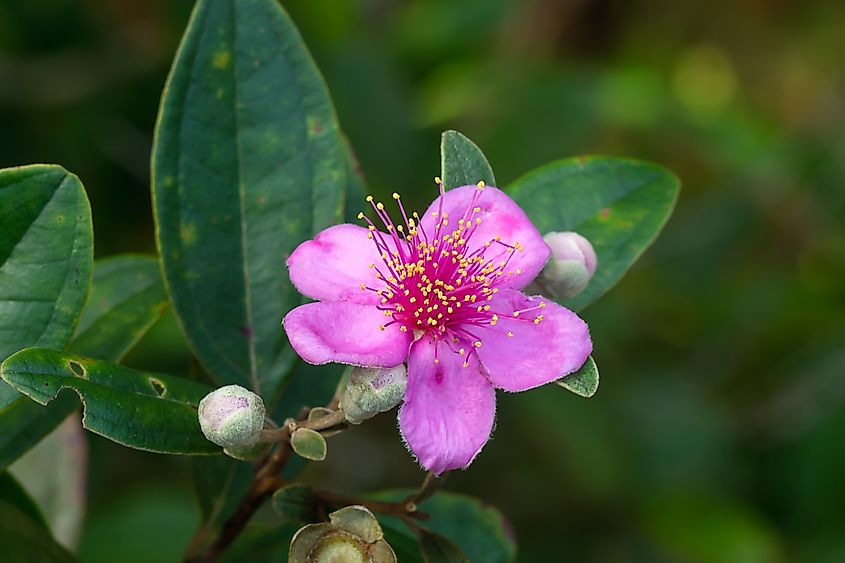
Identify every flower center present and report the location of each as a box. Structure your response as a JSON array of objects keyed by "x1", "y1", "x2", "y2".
[{"x1": 358, "y1": 180, "x2": 546, "y2": 364}]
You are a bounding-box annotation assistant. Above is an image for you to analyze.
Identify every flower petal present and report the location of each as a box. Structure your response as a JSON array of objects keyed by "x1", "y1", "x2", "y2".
[
  {"x1": 283, "y1": 301, "x2": 411, "y2": 367},
  {"x1": 398, "y1": 336, "x2": 496, "y2": 475},
  {"x1": 419, "y1": 185, "x2": 550, "y2": 289},
  {"x1": 286, "y1": 224, "x2": 387, "y2": 305},
  {"x1": 475, "y1": 289, "x2": 591, "y2": 392}
]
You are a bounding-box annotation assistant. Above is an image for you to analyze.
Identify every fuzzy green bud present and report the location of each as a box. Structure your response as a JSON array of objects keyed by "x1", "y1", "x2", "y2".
[
  {"x1": 539, "y1": 231, "x2": 598, "y2": 299},
  {"x1": 341, "y1": 365, "x2": 407, "y2": 425},
  {"x1": 198, "y1": 385, "x2": 265, "y2": 448}
]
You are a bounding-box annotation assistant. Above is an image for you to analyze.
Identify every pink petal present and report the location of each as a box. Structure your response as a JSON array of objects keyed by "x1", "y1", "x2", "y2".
[
  {"x1": 283, "y1": 302, "x2": 411, "y2": 367},
  {"x1": 475, "y1": 289, "x2": 591, "y2": 392},
  {"x1": 286, "y1": 224, "x2": 387, "y2": 305},
  {"x1": 398, "y1": 336, "x2": 496, "y2": 475},
  {"x1": 419, "y1": 185, "x2": 550, "y2": 289}
]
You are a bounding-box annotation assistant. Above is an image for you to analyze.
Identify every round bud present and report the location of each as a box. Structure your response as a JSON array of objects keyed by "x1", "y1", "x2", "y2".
[
  {"x1": 198, "y1": 385, "x2": 266, "y2": 448},
  {"x1": 341, "y1": 365, "x2": 408, "y2": 425},
  {"x1": 539, "y1": 231, "x2": 598, "y2": 298}
]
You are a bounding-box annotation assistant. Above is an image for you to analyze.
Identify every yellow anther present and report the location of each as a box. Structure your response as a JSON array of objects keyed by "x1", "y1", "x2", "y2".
[
  {"x1": 379, "y1": 325, "x2": 385, "y2": 331},
  {"x1": 477, "y1": 181, "x2": 485, "y2": 188},
  {"x1": 400, "y1": 326, "x2": 408, "y2": 332},
  {"x1": 357, "y1": 211, "x2": 364, "y2": 219},
  {"x1": 507, "y1": 331, "x2": 513, "y2": 337},
  {"x1": 473, "y1": 341, "x2": 482, "y2": 348},
  {"x1": 434, "y1": 358, "x2": 440, "y2": 364},
  {"x1": 434, "y1": 176, "x2": 442, "y2": 184},
  {"x1": 459, "y1": 348, "x2": 465, "y2": 356},
  {"x1": 360, "y1": 283, "x2": 366, "y2": 290},
  {"x1": 366, "y1": 195, "x2": 374, "y2": 202},
  {"x1": 376, "y1": 202, "x2": 384, "y2": 210},
  {"x1": 392, "y1": 192, "x2": 400, "y2": 200},
  {"x1": 539, "y1": 302, "x2": 546, "y2": 308}
]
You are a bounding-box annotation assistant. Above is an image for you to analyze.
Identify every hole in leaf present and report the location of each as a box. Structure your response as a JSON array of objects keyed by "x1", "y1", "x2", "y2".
[
  {"x1": 149, "y1": 378, "x2": 166, "y2": 396},
  {"x1": 68, "y1": 361, "x2": 85, "y2": 377}
]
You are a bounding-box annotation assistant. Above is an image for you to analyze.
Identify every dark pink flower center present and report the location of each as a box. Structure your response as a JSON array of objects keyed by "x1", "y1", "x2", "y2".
[{"x1": 358, "y1": 181, "x2": 546, "y2": 364}]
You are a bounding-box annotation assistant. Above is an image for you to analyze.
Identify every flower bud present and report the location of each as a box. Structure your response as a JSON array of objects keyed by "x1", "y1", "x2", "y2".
[
  {"x1": 198, "y1": 385, "x2": 265, "y2": 448},
  {"x1": 539, "y1": 231, "x2": 598, "y2": 298},
  {"x1": 341, "y1": 365, "x2": 407, "y2": 425}
]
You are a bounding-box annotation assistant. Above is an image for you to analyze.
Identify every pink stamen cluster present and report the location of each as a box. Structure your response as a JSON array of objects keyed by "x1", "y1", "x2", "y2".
[{"x1": 357, "y1": 180, "x2": 546, "y2": 366}]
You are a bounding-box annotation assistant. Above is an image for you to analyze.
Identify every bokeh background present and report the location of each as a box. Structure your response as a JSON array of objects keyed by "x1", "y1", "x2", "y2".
[{"x1": 2, "y1": 0, "x2": 845, "y2": 561}]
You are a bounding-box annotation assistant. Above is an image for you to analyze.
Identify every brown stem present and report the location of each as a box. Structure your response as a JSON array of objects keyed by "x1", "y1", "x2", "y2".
[
  {"x1": 313, "y1": 489, "x2": 430, "y2": 522},
  {"x1": 405, "y1": 471, "x2": 447, "y2": 507},
  {"x1": 184, "y1": 408, "x2": 345, "y2": 562}
]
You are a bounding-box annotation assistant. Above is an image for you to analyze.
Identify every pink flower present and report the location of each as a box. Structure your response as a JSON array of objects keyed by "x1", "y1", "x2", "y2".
[{"x1": 283, "y1": 182, "x2": 592, "y2": 474}]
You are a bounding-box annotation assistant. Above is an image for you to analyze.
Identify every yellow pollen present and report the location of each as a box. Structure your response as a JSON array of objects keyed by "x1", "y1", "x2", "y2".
[
  {"x1": 400, "y1": 326, "x2": 408, "y2": 332},
  {"x1": 366, "y1": 195, "x2": 374, "y2": 202},
  {"x1": 357, "y1": 212, "x2": 364, "y2": 219},
  {"x1": 477, "y1": 181, "x2": 485, "y2": 188},
  {"x1": 474, "y1": 341, "x2": 482, "y2": 348},
  {"x1": 392, "y1": 192, "x2": 400, "y2": 200},
  {"x1": 507, "y1": 331, "x2": 513, "y2": 337},
  {"x1": 434, "y1": 176, "x2": 442, "y2": 184},
  {"x1": 376, "y1": 202, "x2": 384, "y2": 210}
]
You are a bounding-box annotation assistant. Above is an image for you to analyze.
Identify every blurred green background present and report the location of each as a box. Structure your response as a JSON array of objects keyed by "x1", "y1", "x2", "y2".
[{"x1": 2, "y1": 0, "x2": 845, "y2": 561}]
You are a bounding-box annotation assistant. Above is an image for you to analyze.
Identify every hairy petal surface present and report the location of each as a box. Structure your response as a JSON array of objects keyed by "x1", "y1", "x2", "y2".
[
  {"x1": 399, "y1": 336, "x2": 496, "y2": 475},
  {"x1": 476, "y1": 288, "x2": 592, "y2": 392},
  {"x1": 283, "y1": 301, "x2": 411, "y2": 367},
  {"x1": 286, "y1": 224, "x2": 389, "y2": 305},
  {"x1": 419, "y1": 185, "x2": 550, "y2": 289}
]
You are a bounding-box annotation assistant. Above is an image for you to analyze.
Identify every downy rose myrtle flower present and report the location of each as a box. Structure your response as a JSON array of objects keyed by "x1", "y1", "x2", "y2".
[{"x1": 283, "y1": 181, "x2": 592, "y2": 474}]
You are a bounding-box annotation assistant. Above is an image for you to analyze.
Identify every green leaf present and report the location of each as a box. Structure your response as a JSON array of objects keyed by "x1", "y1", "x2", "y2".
[
  {"x1": 188, "y1": 455, "x2": 253, "y2": 555},
  {"x1": 556, "y1": 355, "x2": 599, "y2": 398},
  {"x1": 0, "y1": 472, "x2": 48, "y2": 529},
  {"x1": 371, "y1": 490, "x2": 516, "y2": 563},
  {"x1": 440, "y1": 130, "x2": 496, "y2": 191},
  {"x1": 1, "y1": 256, "x2": 166, "y2": 470},
  {"x1": 419, "y1": 529, "x2": 470, "y2": 563},
  {"x1": 69, "y1": 255, "x2": 168, "y2": 361},
  {"x1": 290, "y1": 427, "x2": 327, "y2": 461},
  {"x1": 0, "y1": 500, "x2": 78, "y2": 563},
  {"x1": 0, "y1": 348, "x2": 218, "y2": 454},
  {"x1": 0, "y1": 164, "x2": 93, "y2": 403},
  {"x1": 508, "y1": 157, "x2": 679, "y2": 311},
  {"x1": 271, "y1": 483, "x2": 317, "y2": 524},
  {"x1": 152, "y1": 0, "x2": 346, "y2": 397}
]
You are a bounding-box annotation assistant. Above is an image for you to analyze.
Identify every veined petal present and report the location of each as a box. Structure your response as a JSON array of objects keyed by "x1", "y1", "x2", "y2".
[
  {"x1": 398, "y1": 336, "x2": 496, "y2": 475},
  {"x1": 286, "y1": 224, "x2": 388, "y2": 305},
  {"x1": 475, "y1": 289, "x2": 591, "y2": 392},
  {"x1": 419, "y1": 185, "x2": 550, "y2": 289},
  {"x1": 283, "y1": 302, "x2": 411, "y2": 367}
]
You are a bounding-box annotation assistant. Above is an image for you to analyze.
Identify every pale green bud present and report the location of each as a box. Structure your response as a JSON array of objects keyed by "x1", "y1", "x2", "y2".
[
  {"x1": 341, "y1": 365, "x2": 407, "y2": 425},
  {"x1": 198, "y1": 385, "x2": 265, "y2": 448},
  {"x1": 539, "y1": 231, "x2": 598, "y2": 298}
]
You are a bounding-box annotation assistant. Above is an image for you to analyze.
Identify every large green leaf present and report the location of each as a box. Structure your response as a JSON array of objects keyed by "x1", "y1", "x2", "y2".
[
  {"x1": 69, "y1": 255, "x2": 167, "y2": 361},
  {"x1": 152, "y1": 0, "x2": 346, "y2": 397},
  {"x1": 1, "y1": 255, "x2": 168, "y2": 469},
  {"x1": 372, "y1": 490, "x2": 516, "y2": 563},
  {"x1": 0, "y1": 164, "x2": 93, "y2": 404},
  {"x1": 1, "y1": 348, "x2": 218, "y2": 454},
  {"x1": 440, "y1": 130, "x2": 496, "y2": 191},
  {"x1": 508, "y1": 157, "x2": 679, "y2": 311},
  {"x1": 0, "y1": 500, "x2": 78, "y2": 563}
]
